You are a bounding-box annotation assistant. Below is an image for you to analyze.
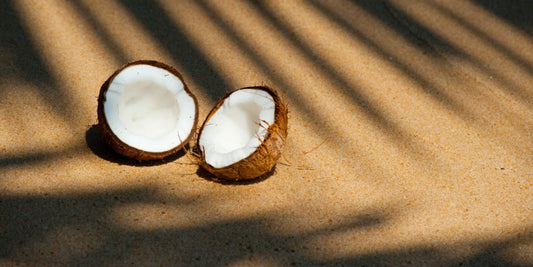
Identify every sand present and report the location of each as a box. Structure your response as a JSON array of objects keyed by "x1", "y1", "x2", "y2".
[{"x1": 1, "y1": 0, "x2": 531, "y2": 265}]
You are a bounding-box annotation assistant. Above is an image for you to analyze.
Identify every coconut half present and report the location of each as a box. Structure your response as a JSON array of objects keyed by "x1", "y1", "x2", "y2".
[
  {"x1": 97, "y1": 60, "x2": 198, "y2": 161},
  {"x1": 197, "y1": 86, "x2": 288, "y2": 180}
]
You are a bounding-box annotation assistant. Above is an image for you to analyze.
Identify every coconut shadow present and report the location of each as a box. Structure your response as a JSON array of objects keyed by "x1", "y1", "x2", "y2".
[
  {"x1": 85, "y1": 125, "x2": 185, "y2": 166},
  {"x1": 196, "y1": 166, "x2": 277, "y2": 185}
]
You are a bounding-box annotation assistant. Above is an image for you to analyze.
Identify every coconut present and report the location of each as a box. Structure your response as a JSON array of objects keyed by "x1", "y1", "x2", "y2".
[
  {"x1": 97, "y1": 60, "x2": 198, "y2": 161},
  {"x1": 197, "y1": 86, "x2": 288, "y2": 180}
]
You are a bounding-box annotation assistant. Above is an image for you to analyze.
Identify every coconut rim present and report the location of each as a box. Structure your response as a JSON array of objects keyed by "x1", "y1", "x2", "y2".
[
  {"x1": 97, "y1": 60, "x2": 199, "y2": 160},
  {"x1": 196, "y1": 85, "x2": 288, "y2": 175}
]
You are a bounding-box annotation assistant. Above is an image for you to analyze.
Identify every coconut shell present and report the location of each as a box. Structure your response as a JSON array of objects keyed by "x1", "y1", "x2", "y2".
[
  {"x1": 197, "y1": 86, "x2": 288, "y2": 180},
  {"x1": 97, "y1": 60, "x2": 198, "y2": 161}
]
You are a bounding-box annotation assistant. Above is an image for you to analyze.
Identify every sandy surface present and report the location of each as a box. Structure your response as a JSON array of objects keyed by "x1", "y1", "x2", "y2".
[{"x1": 1, "y1": 0, "x2": 532, "y2": 266}]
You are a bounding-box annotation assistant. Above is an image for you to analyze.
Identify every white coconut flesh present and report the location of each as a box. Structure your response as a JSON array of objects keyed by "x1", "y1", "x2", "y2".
[
  {"x1": 199, "y1": 89, "x2": 276, "y2": 168},
  {"x1": 103, "y1": 64, "x2": 196, "y2": 152}
]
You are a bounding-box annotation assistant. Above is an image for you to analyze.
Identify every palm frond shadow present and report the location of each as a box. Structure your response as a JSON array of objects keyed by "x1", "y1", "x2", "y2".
[
  {"x1": 424, "y1": 0, "x2": 533, "y2": 106},
  {"x1": 69, "y1": 0, "x2": 130, "y2": 63},
  {"x1": 1, "y1": 188, "x2": 530, "y2": 265},
  {"x1": 0, "y1": 0, "x2": 77, "y2": 126},
  {"x1": 472, "y1": 0, "x2": 533, "y2": 35},
  {"x1": 349, "y1": 0, "x2": 533, "y2": 107},
  {"x1": 117, "y1": 0, "x2": 232, "y2": 102}
]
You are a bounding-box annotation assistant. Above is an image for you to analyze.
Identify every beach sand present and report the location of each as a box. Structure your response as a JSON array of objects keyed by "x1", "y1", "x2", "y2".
[{"x1": 1, "y1": 0, "x2": 531, "y2": 265}]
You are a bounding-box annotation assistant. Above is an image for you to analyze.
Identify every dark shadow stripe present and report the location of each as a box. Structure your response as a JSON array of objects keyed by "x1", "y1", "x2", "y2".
[{"x1": 117, "y1": 0, "x2": 232, "y2": 101}]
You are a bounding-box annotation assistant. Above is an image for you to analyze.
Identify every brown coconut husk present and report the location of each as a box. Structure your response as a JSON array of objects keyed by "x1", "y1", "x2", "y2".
[
  {"x1": 97, "y1": 60, "x2": 198, "y2": 161},
  {"x1": 196, "y1": 86, "x2": 288, "y2": 180}
]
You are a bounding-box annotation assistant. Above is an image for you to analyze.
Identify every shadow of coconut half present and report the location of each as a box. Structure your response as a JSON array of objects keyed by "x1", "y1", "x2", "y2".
[
  {"x1": 85, "y1": 125, "x2": 185, "y2": 166},
  {"x1": 196, "y1": 165, "x2": 277, "y2": 185}
]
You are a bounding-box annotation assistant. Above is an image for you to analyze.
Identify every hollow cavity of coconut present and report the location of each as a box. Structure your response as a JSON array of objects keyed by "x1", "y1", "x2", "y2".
[
  {"x1": 97, "y1": 60, "x2": 198, "y2": 161},
  {"x1": 197, "y1": 86, "x2": 288, "y2": 180}
]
